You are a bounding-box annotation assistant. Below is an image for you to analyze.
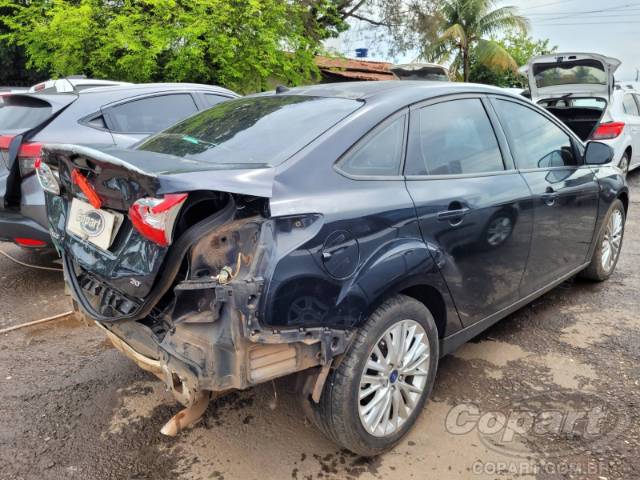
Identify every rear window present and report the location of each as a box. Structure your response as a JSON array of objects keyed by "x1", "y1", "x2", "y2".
[
  {"x1": 138, "y1": 96, "x2": 361, "y2": 168},
  {"x1": 533, "y1": 60, "x2": 607, "y2": 88},
  {"x1": 0, "y1": 96, "x2": 52, "y2": 131}
]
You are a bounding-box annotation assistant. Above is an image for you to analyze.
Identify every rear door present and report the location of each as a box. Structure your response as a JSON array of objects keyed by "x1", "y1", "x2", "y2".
[
  {"x1": 490, "y1": 96, "x2": 599, "y2": 295},
  {"x1": 404, "y1": 95, "x2": 534, "y2": 327},
  {"x1": 522, "y1": 53, "x2": 621, "y2": 104},
  {"x1": 102, "y1": 93, "x2": 200, "y2": 147}
]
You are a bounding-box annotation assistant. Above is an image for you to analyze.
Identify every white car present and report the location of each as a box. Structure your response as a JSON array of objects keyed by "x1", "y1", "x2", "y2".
[
  {"x1": 27, "y1": 77, "x2": 130, "y2": 93},
  {"x1": 521, "y1": 52, "x2": 639, "y2": 174}
]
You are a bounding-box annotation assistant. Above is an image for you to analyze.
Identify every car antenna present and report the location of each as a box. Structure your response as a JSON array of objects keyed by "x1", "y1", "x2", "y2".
[{"x1": 275, "y1": 85, "x2": 289, "y2": 94}]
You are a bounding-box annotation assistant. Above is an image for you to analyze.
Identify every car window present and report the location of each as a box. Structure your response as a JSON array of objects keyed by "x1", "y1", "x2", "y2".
[
  {"x1": 337, "y1": 116, "x2": 405, "y2": 177},
  {"x1": 622, "y1": 94, "x2": 640, "y2": 116},
  {"x1": 203, "y1": 94, "x2": 229, "y2": 108},
  {"x1": 407, "y1": 98, "x2": 504, "y2": 175},
  {"x1": 108, "y1": 94, "x2": 198, "y2": 133},
  {"x1": 0, "y1": 96, "x2": 52, "y2": 131},
  {"x1": 493, "y1": 99, "x2": 578, "y2": 169},
  {"x1": 138, "y1": 96, "x2": 362, "y2": 168}
]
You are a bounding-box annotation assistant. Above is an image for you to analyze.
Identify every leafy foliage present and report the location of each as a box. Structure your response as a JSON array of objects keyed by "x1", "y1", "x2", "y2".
[
  {"x1": 469, "y1": 29, "x2": 557, "y2": 87},
  {"x1": 0, "y1": 0, "x2": 349, "y2": 93},
  {"x1": 421, "y1": 0, "x2": 529, "y2": 82}
]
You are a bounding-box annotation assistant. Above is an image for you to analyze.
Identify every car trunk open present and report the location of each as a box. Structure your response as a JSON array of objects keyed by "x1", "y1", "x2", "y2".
[{"x1": 521, "y1": 53, "x2": 621, "y2": 141}]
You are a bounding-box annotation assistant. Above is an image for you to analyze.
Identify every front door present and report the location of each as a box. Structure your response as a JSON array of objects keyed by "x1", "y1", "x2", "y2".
[
  {"x1": 490, "y1": 97, "x2": 599, "y2": 295},
  {"x1": 404, "y1": 96, "x2": 534, "y2": 327}
]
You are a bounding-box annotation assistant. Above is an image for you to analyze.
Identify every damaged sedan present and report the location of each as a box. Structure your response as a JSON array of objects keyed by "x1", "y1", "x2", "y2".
[{"x1": 38, "y1": 81, "x2": 628, "y2": 456}]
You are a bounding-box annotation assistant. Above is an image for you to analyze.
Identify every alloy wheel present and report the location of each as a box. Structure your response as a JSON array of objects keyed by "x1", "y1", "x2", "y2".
[
  {"x1": 487, "y1": 216, "x2": 512, "y2": 246},
  {"x1": 358, "y1": 320, "x2": 431, "y2": 437},
  {"x1": 601, "y1": 208, "x2": 624, "y2": 273}
]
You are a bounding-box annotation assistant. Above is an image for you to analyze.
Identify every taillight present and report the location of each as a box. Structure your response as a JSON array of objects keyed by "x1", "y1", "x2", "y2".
[
  {"x1": 35, "y1": 158, "x2": 60, "y2": 195},
  {"x1": 0, "y1": 136, "x2": 43, "y2": 176},
  {"x1": 128, "y1": 194, "x2": 188, "y2": 247},
  {"x1": 18, "y1": 142, "x2": 43, "y2": 177},
  {"x1": 591, "y1": 122, "x2": 625, "y2": 140}
]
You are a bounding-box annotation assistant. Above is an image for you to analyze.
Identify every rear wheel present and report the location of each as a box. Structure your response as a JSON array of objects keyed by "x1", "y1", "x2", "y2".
[
  {"x1": 581, "y1": 199, "x2": 625, "y2": 281},
  {"x1": 619, "y1": 152, "x2": 630, "y2": 175},
  {"x1": 310, "y1": 295, "x2": 438, "y2": 456}
]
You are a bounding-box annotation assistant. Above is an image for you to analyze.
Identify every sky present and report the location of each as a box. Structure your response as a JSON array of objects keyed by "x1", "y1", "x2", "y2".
[{"x1": 325, "y1": 0, "x2": 640, "y2": 81}]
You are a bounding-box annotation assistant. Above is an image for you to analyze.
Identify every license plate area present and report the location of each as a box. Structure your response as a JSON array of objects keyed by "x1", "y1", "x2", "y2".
[{"x1": 67, "y1": 198, "x2": 123, "y2": 251}]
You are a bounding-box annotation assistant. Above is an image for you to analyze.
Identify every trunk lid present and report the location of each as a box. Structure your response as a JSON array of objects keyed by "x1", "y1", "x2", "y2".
[
  {"x1": 521, "y1": 53, "x2": 621, "y2": 103},
  {"x1": 42, "y1": 144, "x2": 272, "y2": 319}
]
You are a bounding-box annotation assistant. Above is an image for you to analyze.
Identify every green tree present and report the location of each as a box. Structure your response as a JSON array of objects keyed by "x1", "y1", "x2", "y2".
[
  {"x1": 469, "y1": 29, "x2": 557, "y2": 87},
  {"x1": 0, "y1": 0, "x2": 349, "y2": 93},
  {"x1": 424, "y1": 0, "x2": 529, "y2": 82}
]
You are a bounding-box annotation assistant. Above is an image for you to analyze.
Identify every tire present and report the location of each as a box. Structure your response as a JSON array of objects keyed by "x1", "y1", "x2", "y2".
[
  {"x1": 619, "y1": 152, "x2": 630, "y2": 176},
  {"x1": 310, "y1": 295, "x2": 439, "y2": 456},
  {"x1": 581, "y1": 199, "x2": 625, "y2": 282}
]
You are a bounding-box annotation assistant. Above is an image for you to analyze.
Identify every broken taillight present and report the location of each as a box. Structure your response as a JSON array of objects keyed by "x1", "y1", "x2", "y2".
[
  {"x1": 35, "y1": 157, "x2": 60, "y2": 195},
  {"x1": 591, "y1": 122, "x2": 625, "y2": 140},
  {"x1": 128, "y1": 194, "x2": 188, "y2": 247}
]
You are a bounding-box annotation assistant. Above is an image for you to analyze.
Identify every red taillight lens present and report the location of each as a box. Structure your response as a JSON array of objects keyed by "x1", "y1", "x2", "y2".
[
  {"x1": 14, "y1": 237, "x2": 48, "y2": 248},
  {"x1": 592, "y1": 122, "x2": 625, "y2": 140},
  {"x1": 128, "y1": 194, "x2": 188, "y2": 247},
  {"x1": 0, "y1": 135, "x2": 13, "y2": 149},
  {"x1": 71, "y1": 169, "x2": 102, "y2": 209},
  {"x1": 0, "y1": 136, "x2": 42, "y2": 176},
  {"x1": 18, "y1": 142, "x2": 43, "y2": 177}
]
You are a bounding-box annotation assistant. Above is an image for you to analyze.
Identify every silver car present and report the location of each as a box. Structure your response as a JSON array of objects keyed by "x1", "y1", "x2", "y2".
[{"x1": 0, "y1": 82, "x2": 238, "y2": 248}]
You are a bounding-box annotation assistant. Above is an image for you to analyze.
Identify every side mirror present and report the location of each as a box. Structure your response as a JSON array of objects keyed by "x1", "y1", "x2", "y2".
[{"x1": 584, "y1": 141, "x2": 614, "y2": 165}]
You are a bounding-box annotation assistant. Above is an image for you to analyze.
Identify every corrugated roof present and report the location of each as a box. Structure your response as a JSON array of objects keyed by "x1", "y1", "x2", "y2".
[{"x1": 315, "y1": 56, "x2": 397, "y2": 81}]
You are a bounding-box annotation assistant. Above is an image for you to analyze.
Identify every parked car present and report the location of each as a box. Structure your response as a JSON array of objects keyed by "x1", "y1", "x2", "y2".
[
  {"x1": 27, "y1": 76, "x2": 130, "y2": 93},
  {"x1": 38, "y1": 81, "x2": 628, "y2": 456},
  {"x1": 521, "y1": 52, "x2": 640, "y2": 174},
  {"x1": 0, "y1": 83, "x2": 238, "y2": 248},
  {"x1": 391, "y1": 63, "x2": 449, "y2": 81}
]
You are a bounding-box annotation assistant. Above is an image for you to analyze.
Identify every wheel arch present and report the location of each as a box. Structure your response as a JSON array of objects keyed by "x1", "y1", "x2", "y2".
[
  {"x1": 361, "y1": 277, "x2": 455, "y2": 340},
  {"x1": 618, "y1": 191, "x2": 629, "y2": 214}
]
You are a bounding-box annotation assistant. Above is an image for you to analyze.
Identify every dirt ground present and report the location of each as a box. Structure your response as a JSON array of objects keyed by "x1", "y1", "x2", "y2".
[{"x1": 1, "y1": 173, "x2": 639, "y2": 480}]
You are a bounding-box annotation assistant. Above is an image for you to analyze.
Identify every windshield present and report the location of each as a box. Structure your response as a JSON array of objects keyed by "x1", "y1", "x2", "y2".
[
  {"x1": 533, "y1": 60, "x2": 607, "y2": 88},
  {"x1": 138, "y1": 95, "x2": 362, "y2": 168},
  {"x1": 0, "y1": 96, "x2": 52, "y2": 131}
]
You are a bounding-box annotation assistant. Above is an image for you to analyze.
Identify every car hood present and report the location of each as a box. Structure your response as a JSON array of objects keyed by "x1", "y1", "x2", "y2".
[{"x1": 520, "y1": 53, "x2": 621, "y2": 103}]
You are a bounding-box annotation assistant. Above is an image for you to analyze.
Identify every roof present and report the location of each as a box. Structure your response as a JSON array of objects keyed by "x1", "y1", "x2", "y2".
[
  {"x1": 315, "y1": 56, "x2": 397, "y2": 82},
  {"x1": 269, "y1": 80, "x2": 520, "y2": 104},
  {"x1": 79, "y1": 82, "x2": 238, "y2": 97}
]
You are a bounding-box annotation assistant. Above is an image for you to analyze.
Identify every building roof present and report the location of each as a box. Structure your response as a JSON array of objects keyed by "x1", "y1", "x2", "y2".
[{"x1": 315, "y1": 56, "x2": 397, "y2": 82}]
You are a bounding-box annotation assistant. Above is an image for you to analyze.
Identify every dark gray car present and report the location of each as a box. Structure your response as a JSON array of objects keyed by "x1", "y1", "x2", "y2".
[{"x1": 0, "y1": 83, "x2": 238, "y2": 247}]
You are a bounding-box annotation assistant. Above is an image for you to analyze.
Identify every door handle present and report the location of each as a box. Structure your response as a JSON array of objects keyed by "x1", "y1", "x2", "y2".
[{"x1": 437, "y1": 206, "x2": 470, "y2": 224}]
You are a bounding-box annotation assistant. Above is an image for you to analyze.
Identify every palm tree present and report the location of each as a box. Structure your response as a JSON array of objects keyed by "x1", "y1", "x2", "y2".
[{"x1": 426, "y1": 0, "x2": 529, "y2": 82}]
